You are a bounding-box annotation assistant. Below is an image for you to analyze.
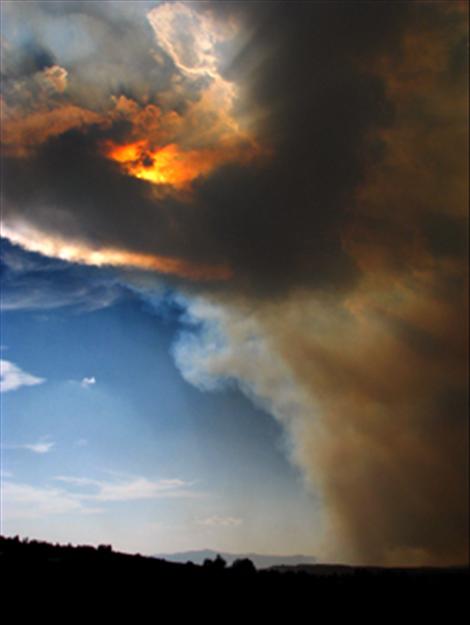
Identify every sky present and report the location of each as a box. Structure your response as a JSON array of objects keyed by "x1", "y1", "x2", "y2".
[{"x1": 0, "y1": 1, "x2": 468, "y2": 566}]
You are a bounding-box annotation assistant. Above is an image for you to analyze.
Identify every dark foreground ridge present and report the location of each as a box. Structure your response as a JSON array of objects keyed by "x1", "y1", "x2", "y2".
[{"x1": 1, "y1": 535, "x2": 468, "y2": 610}]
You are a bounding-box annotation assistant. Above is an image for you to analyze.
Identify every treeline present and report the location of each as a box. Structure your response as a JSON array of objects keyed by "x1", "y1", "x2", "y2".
[
  {"x1": 0, "y1": 534, "x2": 258, "y2": 579},
  {"x1": 1, "y1": 534, "x2": 468, "y2": 610}
]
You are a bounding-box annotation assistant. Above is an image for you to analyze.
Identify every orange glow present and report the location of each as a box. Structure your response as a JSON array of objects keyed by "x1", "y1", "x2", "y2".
[
  {"x1": 1, "y1": 223, "x2": 232, "y2": 282},
  {"x1": 106, "y1": 140, "x2": 147, "y2": 164},
  {"x1": 103, "y1": 139, "x2": 257, "y2": 188}
]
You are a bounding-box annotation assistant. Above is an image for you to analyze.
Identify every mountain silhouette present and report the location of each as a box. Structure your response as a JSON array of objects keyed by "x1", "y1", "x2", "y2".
[{"x1": 154, "y1": 548, "x2": 316, "y2": 568}]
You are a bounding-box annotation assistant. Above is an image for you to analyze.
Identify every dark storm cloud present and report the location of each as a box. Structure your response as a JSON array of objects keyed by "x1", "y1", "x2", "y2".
[
  {"x1": 2, "y1": 128, "x2": 177, "y2": 256},
  {"x1": 2, "y1": 2, "x2": 411, "y2": 295},
  {"x1": 423, "y1": 213, "x2": 468, "y2": 259}
]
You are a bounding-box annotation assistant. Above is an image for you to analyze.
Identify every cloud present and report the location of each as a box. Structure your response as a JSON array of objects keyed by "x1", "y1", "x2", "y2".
[
  {"x1": 197, "y1": 515, "x2": 243, "y2": 528},
  {"x1": 40, "y1": 64, "x2": 68, "y2": 93},
  {"x1": 1, "y1": 223, "x2": 232, "y2": 282},
  {"x1": 0, "y1": 1, "x2": 401, "y2": 293},
  {"x1": 1, "y1": 480, "x2": 95, "y2": 520},
  {"x1": 80, "y1": 376, "x2": 96, "y2": 389},
  {"x1": 0, "y1": 359, "x2": 45, "y2": 393},
  {"x1": 5, "y1": 438, "x2": 56, "y2": 454},
  {"x1": 2, "y1": 103, "x2": 103, "y2": 156},
  {"x1": 23, "y1": 440, "x2": 55, "y2": 454},
  {"x1": 53, "y1": 475, "x2": 198, "y2": 502},
  {"x1": 0, "y1": 238, "x2": 124, "y2": 312},
  {"x1": 2, "y1": 473, "x2": 198, "y2": 521}
]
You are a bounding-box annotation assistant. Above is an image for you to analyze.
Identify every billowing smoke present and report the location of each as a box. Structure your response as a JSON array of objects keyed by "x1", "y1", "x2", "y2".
[
  {"x1": 173, "y1": 280, "x2": 468, "y2": 565},
  {"x1": 1, "y1": 1, "x2": 468, "y2": 564},
  {"x1": 171, "y1": 2, "x2": 469, "y2": 565}
]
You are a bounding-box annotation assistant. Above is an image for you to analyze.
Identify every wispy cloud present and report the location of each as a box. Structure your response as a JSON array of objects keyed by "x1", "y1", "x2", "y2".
[
  {"x1": 4, "y1": 438, "x2": 55, "y2": 454},
  {"x1": 0, "y1": 359, "x2": 45, "y2": 393},
  {"x1": 197, "y1": 515, "x2": 243, "y2": 527},
  {"x1": 1, "y1": 480, "x2": 100, "y2": 520},
  {"x1": 54, "y1": 475, "x2": 196, "y2": 502},
  {"x1": 2, "y1": 473, "x2": 198, "y2": 521},
  {"x1": 0, "y1": 239, "x2": 123, "y2": 312},
  {"x1": 23, "y1": 441, "x2": 55, "y2": 454}
]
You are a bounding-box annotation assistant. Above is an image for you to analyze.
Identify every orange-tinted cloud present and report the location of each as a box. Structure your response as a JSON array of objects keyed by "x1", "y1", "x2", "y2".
[
  {"x1": 1, "y1": 2, "x2": 265, "y2": 280},
  {"x1": 102, "y1": 138, "x2": 260, "y2": 189},
  {"x1": 1, "y1": 222, "x2": 232, "y2": 282},
  {"x1": 2, "y1": 103, "x2": 103, "y2": 157}
]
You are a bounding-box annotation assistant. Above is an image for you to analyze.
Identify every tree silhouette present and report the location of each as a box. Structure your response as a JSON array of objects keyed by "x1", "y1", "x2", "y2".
[
  {"x1": 232, "y1": 558, "x2": 256, "y2": 575},
  {"x1": 203, "y1": 554, "x2": 227, "y2": 570}
]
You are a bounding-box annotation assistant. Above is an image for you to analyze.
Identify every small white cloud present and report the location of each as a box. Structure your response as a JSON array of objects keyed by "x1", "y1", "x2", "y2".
[
  {"x1": 22, "y1": 440, "x2": 55, "y2": 454},
  {"x1": 197, "y1": 515, "x2": 243, "y2": 528},
  {"x1": 74, "y1": 438, "x2": 88, "y2": 448},
  {"x1": 3, "y1": 437, "x2": 55, "y2": 454},
  {"x1": 80, "y1": 376, "x2": 96, "y2": 388},
  {"x1": 0, "y1": 359, "x2": 45, "y2": 393},
  {"x1": 40, "y1": 65, "x2": 68, "y2": 93}
]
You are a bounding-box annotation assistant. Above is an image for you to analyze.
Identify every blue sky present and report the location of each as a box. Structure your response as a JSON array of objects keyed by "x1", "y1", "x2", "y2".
[{"x1": 0, "y1": 239, "x2": 322, "y2": 555}]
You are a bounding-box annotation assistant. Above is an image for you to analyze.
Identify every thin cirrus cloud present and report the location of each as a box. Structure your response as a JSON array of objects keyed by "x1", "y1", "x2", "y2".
[
  {"x1": 2, "y1": 474, "x2": 199, "y2": 521},
  {"x1": 197, "y1": 516, "x2": 243, "y2": 528},
  {"x1": 5, "y1": 439, "x2": 56, "y2": 455},
  {"x1": 23, "y1": 440, "x2": 55, "y2": 454},
  {"x1": 53, "y1": 475, "x2": 199, "y2": 503},
  {"x1": 0, "y1": 238, "x2": 123, "y2": 313},
  {"x1": 0, "y1": 359, "x2": 45, "y2": 393},
  {"x1": 1, "y1": 480, "x2": 96, "y2": 520}
]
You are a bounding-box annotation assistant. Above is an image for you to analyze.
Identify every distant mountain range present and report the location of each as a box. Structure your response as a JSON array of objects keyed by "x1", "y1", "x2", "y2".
[{"x1": 154, "y1": 548, "x2": 317, "y2": 569}]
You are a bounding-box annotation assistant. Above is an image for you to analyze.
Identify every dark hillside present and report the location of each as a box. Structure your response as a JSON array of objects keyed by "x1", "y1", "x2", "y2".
[{"x1": 1, "y1": 535, "x2": 467, "y2": 614}]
